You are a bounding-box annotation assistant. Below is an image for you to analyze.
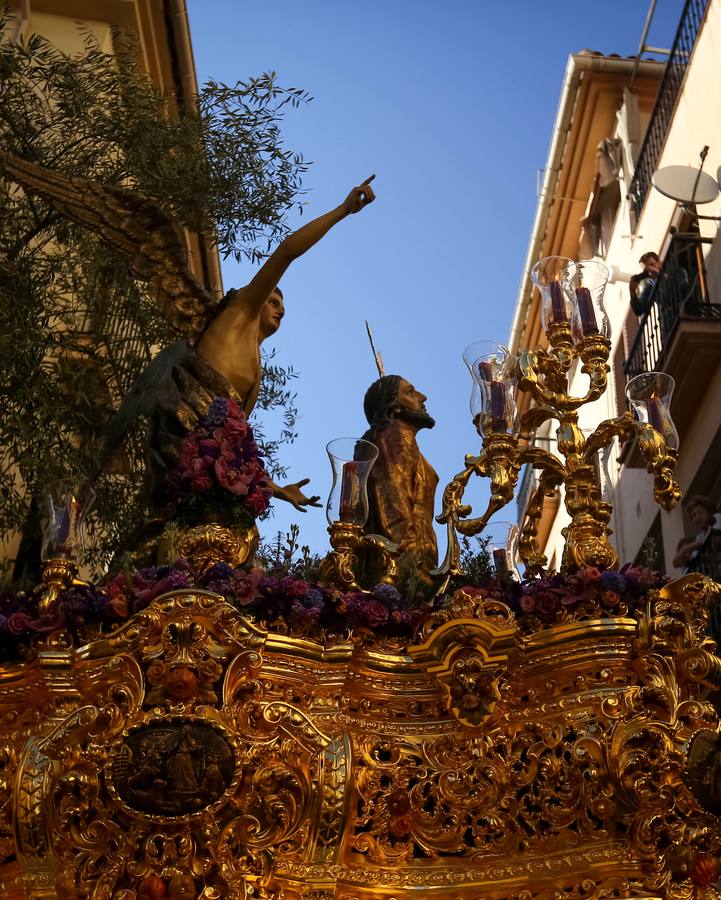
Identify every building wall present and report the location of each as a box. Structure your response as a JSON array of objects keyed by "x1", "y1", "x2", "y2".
[
  {"x1": 604, "y1": 1, "x2": 721, "y2": 575},
  {"x1": 510, "y1": 1, "x2": 721, "y2": 576}
]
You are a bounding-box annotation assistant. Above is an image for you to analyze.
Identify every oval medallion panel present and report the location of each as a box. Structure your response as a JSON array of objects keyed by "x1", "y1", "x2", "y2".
[{"x1": 110, "y1": 720, "x2": 236, "y2": 817}]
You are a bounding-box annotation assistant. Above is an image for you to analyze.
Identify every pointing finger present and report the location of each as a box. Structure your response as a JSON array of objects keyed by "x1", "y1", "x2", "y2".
[{"x1": 362, "y1": 174, "x2": 376, "y2": 185}]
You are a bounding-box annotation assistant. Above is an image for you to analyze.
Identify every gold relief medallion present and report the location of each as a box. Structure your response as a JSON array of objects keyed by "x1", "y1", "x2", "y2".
[
  {"x1": 685, "y1": 728, "x2": 721, "y2": 816},
  {"x1": 108, "y1": 717, "x2": 239, "y2": 819}
]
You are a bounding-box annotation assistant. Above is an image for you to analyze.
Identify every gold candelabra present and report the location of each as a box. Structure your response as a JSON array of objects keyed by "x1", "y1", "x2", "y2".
[{"x1": 435, "y1": 257, "x2": 682, "y2": 577}]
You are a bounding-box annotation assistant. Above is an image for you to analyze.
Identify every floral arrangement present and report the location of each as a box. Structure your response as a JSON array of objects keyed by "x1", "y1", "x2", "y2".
[
  {"x1": 168, "y1": 397, "x2": 272, "y2": 526},
  {"x1": 485, "y1": 563, "x2": 668, "y2": 634},
  {"x1": 0, "y1": 560, "x2": 669, "y2": 661},
  {"x1": 0, "y1": 561, "x2": 425, "y2": 660}
]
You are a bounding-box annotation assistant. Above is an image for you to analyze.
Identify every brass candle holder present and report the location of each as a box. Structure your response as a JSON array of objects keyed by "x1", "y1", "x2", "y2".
[
  {"x1": 436, "y1": 258, "x2": 682, "y2": 577},
  {"x1": 318, "y1": 438, "x2": 398, "y2": 589}
]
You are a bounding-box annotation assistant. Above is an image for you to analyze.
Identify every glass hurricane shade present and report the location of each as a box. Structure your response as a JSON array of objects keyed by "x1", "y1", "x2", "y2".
[
  {"x1": 40, "y1": 490, "x2": 89, "y2": 561},
  {"x1": 531, "y1": 256, "x2": 574, "y2": 331},
  {"x1": 325, "y1": 438, "x2": 379, "y2": 527},
  {"x1": 466, "y1": 350, "x2": 518, "y2": 437},
  {"x1": 563, "y1": 259, "x2": 611, "y2": 342},
  {"x1": 625, "y1": 372, "x2": 679, "y2": 451},
  {"x1": 485, "y1": 519, "x2": 520, "y2": 581}
]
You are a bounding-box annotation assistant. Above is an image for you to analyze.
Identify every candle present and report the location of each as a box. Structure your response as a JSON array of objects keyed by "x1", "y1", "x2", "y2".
[
  {"x1": 339, "y1": 461, "x2": 361, "y2": 522},
  {"x1": 493, "y1": 548, "x2": 510, "y2": 576},
  {"x1": 549, "y1": 279, "x2": 567, "y2": 323},
  {"x1": 477, "y1": 360, "x2": 494, "y2": 382},
  {"x1": 575, "y1": 286, "x2": 598, "y2": 335},
  {"x1": 490, "y1": 381, "x2": 507, "y2": 428},
  {"x1": 647, "y1": 393, "x2": 665, "y2": 434}
]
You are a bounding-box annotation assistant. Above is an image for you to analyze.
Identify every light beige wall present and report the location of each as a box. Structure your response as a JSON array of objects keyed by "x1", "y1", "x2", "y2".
[
  {"x1": 26, "y1": 11, "x2": 113, "y2": 52},
  {"x1": 540, "y1": 1, "x2": 721, "y2": 572}
]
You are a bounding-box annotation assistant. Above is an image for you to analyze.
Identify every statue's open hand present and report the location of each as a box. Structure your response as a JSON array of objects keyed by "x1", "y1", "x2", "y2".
[
  {"x1": 343, "y1": 175, "x2": 375, "y2": 214},
  {"x1": 275, "y1": 478, "x2": 322, "y2": 512}
]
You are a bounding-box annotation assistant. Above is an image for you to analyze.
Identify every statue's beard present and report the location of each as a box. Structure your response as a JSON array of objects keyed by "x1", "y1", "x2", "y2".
[{"x1": 394, "y1": 406, "x2": 436, "y2": 430}]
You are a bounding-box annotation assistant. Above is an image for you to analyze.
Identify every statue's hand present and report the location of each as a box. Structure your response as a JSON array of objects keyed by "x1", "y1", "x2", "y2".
[
  {"x1": 274, "y1": 478, "x2": 322, "y2": 512},
  {"x1": 343, "y1": 175, "x2": 375, "y2": 214}
]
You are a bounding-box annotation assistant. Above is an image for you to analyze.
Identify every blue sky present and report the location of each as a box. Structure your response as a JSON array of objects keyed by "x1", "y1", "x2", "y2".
[{"x1": 186, "y1": 0, "x2": 680, "y2": 556}]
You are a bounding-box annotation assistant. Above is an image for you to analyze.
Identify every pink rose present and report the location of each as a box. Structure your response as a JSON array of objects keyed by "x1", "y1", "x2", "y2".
[
  {"x1": 577, "y1": 566, "x2": 602, "y2": 586},
  {"x1": 601, "y1": 590, "x2": 621, "y2": 609},
  {"x1": 191, "y1": 473, "x2": 213, "y2": 493},
  {"x1": 287, "y1": 579, "x2": 310, "y2": 600},
  {"x1": 6, "y1": 611, "x2": 31, "y2": 635},
  {"x1": 363, "y1": 598, "x2": 389, "y2": 627},
  {"x1": 245, "y1": 488, "x2": 270, "y2": 515},
  {"x1": 520, "y1": 595, "x2": 536, "y2": 612},
  {"x1": 107, "y1": 594, "x2": 129, "y2": 617},
  {"x1": 226, "y1": 399, "x2": 243, "y2": 418},
  {"x1": 212, "y1": 429, "x2": 241, "y2": 461},
  {"x1": 537, "y1": 592, "x2": 560, "y2": 615}
]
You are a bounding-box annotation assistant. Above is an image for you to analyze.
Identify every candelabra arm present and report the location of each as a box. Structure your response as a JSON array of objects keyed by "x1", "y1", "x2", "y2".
[
  {"x1": 583, "y1": 414, "x2": 681, "y2": 511},
  {"x1": 518, "y1": 349, "x2": 564, "y2": 409},
  {"x1": 432, "y1": 453, "x2": 488, "y2": 578},
  {"x1": 583, "y1": 415, "x2": 635, "y2": 459},
  {"x1": 517, "y1": 446, "x2": 567, "y2": 481},
  {"x1": 518, "y1": 469, "x2": 565, "y2": 572},
  {"x1": 518, "y1": 404, "x2": 558, "y2": 439}
]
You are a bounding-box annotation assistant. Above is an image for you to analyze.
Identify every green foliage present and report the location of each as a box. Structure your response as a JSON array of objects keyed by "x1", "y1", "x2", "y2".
[
  {"x1": 256, "y1": 525, "x2": 325, "y2": 582},
  {"x1": 0, "y1": 16, "x2": 309, "y2": 575},
  {"x1": 457, "y1": 535, "x2": 495, "y2": 584}
]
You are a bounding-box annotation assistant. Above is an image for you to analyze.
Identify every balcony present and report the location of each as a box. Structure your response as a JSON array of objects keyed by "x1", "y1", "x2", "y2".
[
  {"x1": 628, "y1": 0, "x2": 710, "y2": 221},
  {"x1": 623, "y1": 235, "x2": 721, "y2": 443}
]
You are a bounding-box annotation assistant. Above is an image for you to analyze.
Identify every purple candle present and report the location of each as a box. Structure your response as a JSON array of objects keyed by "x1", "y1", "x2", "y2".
[
  {"x1": 647, "y1": 394, "x2": 665, "y2": 433},
  {"x1": 549, "y1": 279, "x2": 567, "y2": 323},
  {"x1": 575, "y1": 286, "x2": 598, "y2": 335},
  {"x1": 490, "y1": 381, "x2": 507, "y2": 429},
  {"x1": 477, "y1": 360, "x2": 494, "y2": 382},
  {"x1": 339, "y1": 461, "x2": 360, "y2": 521}
]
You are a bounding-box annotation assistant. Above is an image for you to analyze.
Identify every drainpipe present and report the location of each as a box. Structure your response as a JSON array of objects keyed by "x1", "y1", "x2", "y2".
[
  {"x1": 167, "y1": 0, "x2": 224, "y2": 300},
  {"x1": 12, "y1": 0, "x2": 30, "y2": 44}
]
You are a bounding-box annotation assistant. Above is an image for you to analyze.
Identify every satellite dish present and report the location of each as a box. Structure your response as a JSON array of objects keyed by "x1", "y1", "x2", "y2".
[{"x1": 652, "y1": 165, "x2": 719, "y2": 204}]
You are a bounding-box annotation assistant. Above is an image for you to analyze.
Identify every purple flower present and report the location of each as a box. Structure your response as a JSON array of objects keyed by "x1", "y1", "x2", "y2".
[
  {"x1": 204, "y1": 397, "x2": 230, "y2": 427},
  {"x1": 289, "y1": 599, "x2": 321, "y2": 625},
  {"x1": 601, "y1": 570, "x2": 627, "y2": 595},
  {"x1": 303, "y1": 588, "x2": 324, "y2": 608},
  {"x1": 372, "y1": 583, "x2": 402, "y2": 606}
]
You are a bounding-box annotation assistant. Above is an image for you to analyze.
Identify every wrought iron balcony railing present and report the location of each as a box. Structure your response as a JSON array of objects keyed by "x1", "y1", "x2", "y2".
[
  {"x1": 628, "y1": 0, "x2": 710, "y2": 222},
  {"x1": 624, "y1": 235, "x2": 721, "y2": 379}
]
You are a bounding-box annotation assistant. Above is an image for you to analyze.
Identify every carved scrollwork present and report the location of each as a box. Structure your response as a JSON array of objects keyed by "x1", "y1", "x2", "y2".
[{"x1": 4, "y1": 579, "x2": 721, "y2": 898}]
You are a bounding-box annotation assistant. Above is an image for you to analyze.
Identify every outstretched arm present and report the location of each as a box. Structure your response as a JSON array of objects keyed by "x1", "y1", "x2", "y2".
[
  {"x1": 270, "y1": 478, "x2": 322, "y2": 512},
  {"x1": 241, "y1": 176, "x2": 376, "y2": 314}
]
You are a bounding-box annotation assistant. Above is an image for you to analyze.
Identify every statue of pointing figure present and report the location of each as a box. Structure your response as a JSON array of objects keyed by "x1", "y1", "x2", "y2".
[
  {"x1": 0, "y1": 150, "x2": 375, "y2": 514},
  {"x1": 195, "y1": 175, "x2": 376, "y2": 510}
]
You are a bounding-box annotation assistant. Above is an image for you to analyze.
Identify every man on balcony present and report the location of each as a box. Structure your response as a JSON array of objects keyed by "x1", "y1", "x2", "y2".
[{"x1": 630, "y1": 251, "x2": 661, "y2": 317}]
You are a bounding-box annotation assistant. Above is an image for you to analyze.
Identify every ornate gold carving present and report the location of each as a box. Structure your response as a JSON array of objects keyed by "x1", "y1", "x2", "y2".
[
  {"x1": 318, "y1": 522, "x2": 399, "y2": 590},
  {"x1": 157, "y1": 523, "x2": 260, "y2": 573},
  {"x1": 436, "y1": 325, "x2": 682, "y2": 575},
  {"x1": 2, "y1": 576, "x2": 721, "y2": 897}
]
